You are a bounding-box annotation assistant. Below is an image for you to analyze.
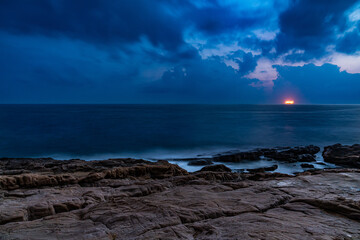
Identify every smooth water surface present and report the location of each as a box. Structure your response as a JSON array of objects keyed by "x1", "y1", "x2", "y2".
[{"x1": 0, "y1": 104, "x2": 359, "y2": 162}]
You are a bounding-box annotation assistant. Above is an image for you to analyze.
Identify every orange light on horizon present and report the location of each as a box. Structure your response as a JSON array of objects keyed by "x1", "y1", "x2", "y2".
[{"x1": 284, "y1": 100, "x2": 294, "y2": 105}]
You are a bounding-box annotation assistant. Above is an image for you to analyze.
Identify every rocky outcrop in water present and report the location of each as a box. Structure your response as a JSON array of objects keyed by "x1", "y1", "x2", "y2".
[
  {"x1": 301, "y1": 163, "x2": 315, "y2": 168},
  {"x1": 212, "y1": 145, "x2": 320, "y2": 163},
  {"x1": 247, "y1": 164, "x2": 278, "y2": 173},
  {"x1": 323, "y1": 144, "x2": 360, "y2": 168},
  {"x1": 0, "y1": 157, "x2": 359, "y2": 239},
  {"x1": 213, "y1": 151, "x2": 262, "y2": 162},
  {"x1": 188, "y1": 159, "x2": 213, "y2": 166}
]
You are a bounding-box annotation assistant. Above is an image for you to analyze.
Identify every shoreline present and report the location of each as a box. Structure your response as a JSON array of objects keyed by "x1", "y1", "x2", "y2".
[
  {"x1": 0, "y1": 143, "x2": 359, "y2": 239},
  {"x1": 1, "y1": 144, "x2": 345, "y2": 174}
]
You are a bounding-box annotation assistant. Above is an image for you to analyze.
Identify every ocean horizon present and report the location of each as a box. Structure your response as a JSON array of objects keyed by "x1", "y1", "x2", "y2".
[{"x1": 1, "y1": 104, "x2": 359, "y2": 161}]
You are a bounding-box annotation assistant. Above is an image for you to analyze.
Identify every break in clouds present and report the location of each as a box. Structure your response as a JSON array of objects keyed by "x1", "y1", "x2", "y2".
[{"x1": 0, "y1": 0, "x2": 360, "y2": 103}]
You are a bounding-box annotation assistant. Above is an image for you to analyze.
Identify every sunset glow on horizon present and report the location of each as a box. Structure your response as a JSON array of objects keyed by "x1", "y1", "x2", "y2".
[{"x1": 284, "y1": 100, "x2": 295, "y2": 105}]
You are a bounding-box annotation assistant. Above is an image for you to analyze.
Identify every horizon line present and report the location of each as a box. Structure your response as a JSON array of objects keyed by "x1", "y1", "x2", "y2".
[{"x1": 0, "y1": 103, "x2": 360, "y2": 105}]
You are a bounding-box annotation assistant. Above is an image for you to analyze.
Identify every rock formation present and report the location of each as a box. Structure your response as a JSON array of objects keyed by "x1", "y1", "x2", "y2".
[
  {"x1": 0, "y1": 155, "x2": 359, "y2": 239},
  {"x1": 188, "y1": 159, "x2": 213, "y2": 166},
  {"x1": 247, "y1": 164, "x2": 278, "y2": 173},
  {"x1": 209, "y1": 145, "x2": 320, "y2": 163},
  {"x1": 323, "y1": 144, "x2": 360, "y2": 168}
]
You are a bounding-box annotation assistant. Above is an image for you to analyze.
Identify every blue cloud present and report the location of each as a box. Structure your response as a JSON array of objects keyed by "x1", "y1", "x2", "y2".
[
  {"x1": 336, "y1": 28, "x2": 360, "y2": 54},
  {"x1": 276, "y1": 0, "x2": 358, "y2": 58},
  {"x1": 0, "y1": 0, "x2": 359, "y2": 104},
  {"x1": 273, "y1": 64, "x2": 360, "y2": 104},
  {"x1": 0, "y1": 0, "x2": 186, "y2": 51}
]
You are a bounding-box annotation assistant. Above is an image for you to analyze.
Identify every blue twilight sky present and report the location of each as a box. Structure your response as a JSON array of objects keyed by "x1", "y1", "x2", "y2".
[{"x1": 0, "y1": 0, "x2": 360, "y2": 104}]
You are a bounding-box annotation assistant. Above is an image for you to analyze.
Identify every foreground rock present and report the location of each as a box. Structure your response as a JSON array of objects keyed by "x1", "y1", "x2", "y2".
[
  {"x1": 198, "y1": 164, "x2": 232, "y2": 172},
  {"x1": 0, "y1": 158, "x2": 359, "y2": 239},
  {"x1": 323, "y1": 144, "x2": 360, "y2": 168}
]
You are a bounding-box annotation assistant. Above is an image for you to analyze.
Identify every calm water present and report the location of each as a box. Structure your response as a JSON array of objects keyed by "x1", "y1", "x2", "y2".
[{"x1": 0, "y1": 104, "x2": 359, "y2": 165}]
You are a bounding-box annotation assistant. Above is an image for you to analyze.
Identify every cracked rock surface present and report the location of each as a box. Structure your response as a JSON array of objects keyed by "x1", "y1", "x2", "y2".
[{"x1": 0, "y1": 158, "x2": 359, "y2": 239}]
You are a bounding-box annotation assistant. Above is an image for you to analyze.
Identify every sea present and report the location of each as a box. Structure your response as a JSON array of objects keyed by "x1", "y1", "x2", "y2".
[{"x1": 1, "y1": 104, "x2": 359, "y2": 173}]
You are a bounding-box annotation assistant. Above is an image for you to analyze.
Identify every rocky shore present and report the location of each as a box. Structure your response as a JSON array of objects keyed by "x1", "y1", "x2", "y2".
[{"x1": 0, "y1": 144, "x2": 360, "y2": 239}]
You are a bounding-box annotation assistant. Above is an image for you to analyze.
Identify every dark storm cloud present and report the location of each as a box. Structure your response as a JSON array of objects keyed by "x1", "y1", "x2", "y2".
[
  {"x1": 233, "y1": 51, "x2": 259, "y2": 75},
  {"x1": 0, "y1": 0, "x2": 184, "y2": 51},
  {"x1": 185, "y1": 4, "x2": 269, "y2": 35},
  {"x1": 276, "y1": 0, "x2": 358, "y2": 58},
  {"x1": 336, "y1": 28, "x2": 360, "y2": 54},
  {"x1": 0, "y1": 0, "x2": 274, "y2": 51},
  {"x1": 145, "y1": 50, "x2": 259, "y2": 95},
  {"x1": 142, "y1": 55, "x2": 264, "y2": 104},
  {"x1": 273, "y1": 64, "x2": 360, "y2": 103},
  {"x1": 0, "y1": 0, "x2": 360, "y2": 104}
]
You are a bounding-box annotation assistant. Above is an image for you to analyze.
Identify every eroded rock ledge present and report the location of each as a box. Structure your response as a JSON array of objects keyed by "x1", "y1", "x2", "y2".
[
  {"x1": 0, "y1": 147, "x2": 359, "y2": 239},
  {"x1": 323, "y1": 143, "x2": 360, "y2": 168}
]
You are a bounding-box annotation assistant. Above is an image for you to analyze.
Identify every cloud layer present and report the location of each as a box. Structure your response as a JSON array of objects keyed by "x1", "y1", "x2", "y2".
[{"x1": 0, "y1": 0, "x2": 359, "y2": 103}]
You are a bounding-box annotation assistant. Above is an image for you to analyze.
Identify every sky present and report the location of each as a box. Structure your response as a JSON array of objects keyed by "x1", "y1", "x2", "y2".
[{"x1": 0, "y1": 0, "x2": 360, "y2": 104}]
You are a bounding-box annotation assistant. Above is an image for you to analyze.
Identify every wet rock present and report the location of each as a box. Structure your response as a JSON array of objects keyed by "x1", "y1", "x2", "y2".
[
  {"x1": 263, "y1": 145, "x2": 319, "y2": 162},
  {"x1": 247, "y1": 165, "x2": 278, "y2": 173},
  {"x1": 213, "y1": 145, "x2": 320, "y2": 163},
  {"x1": 262, "y1": 164, "x2": 278, "y2": 171},
  {"x1": 323, "y1": 144, "x2": 360, "y2": 168},
  {"x1": 297, "y1": 154, "x2": 316, "y2": 162},
  {"x1": 198, "y1": 164, "x2": 232, "y2": 172},
  {"x1": 245, "y1": 172, "x2": 292, "y2": 181},
  {"x1": 282, "y1": 145, "x2": 320, "y2": 155},
  {"x1": 301, "y1": 163, "x2": 315, "y2": 169},
  {"x1": 188, "y1": 159, "x2": 213, "y2": 166},
  {"x1": 213, "y1": 151, "x2": 262, "y2": 162}
]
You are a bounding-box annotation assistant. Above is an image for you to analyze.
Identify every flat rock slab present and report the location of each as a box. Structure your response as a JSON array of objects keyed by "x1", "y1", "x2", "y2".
[{"x1": 0, "y1": 159, "x2": 359, "y2": 239}]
